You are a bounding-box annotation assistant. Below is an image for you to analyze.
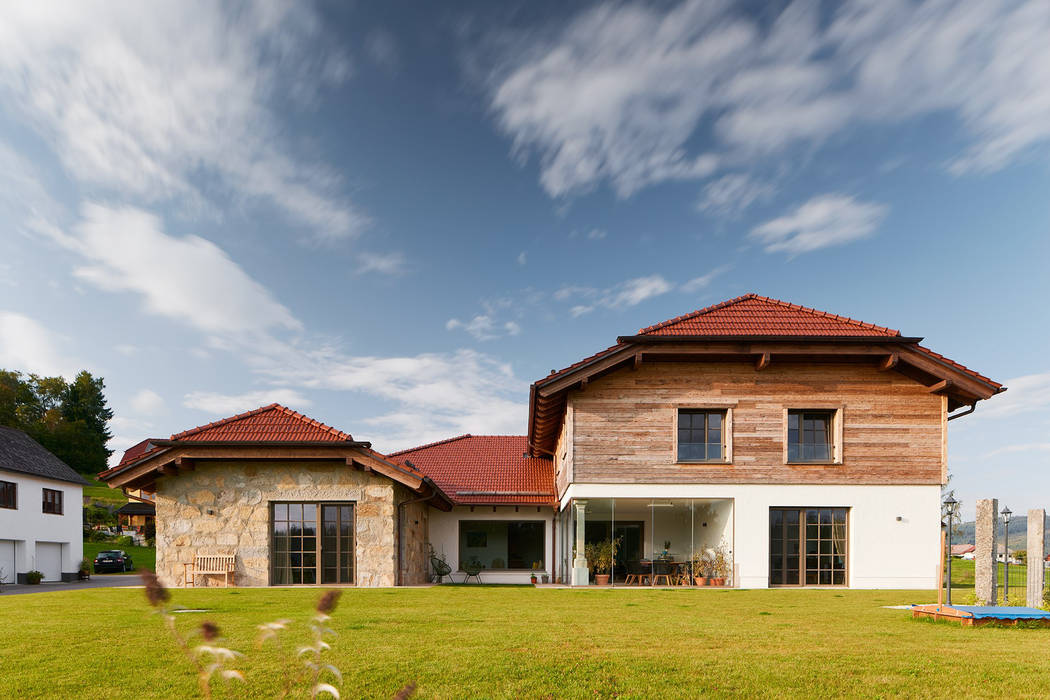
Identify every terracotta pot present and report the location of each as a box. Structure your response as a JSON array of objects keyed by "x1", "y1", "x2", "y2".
[
  {"x1": 711, "y1": 577, "x2": 725, "y2": 587},
  {"x1": 530, "y1": 576, "x2": 538, "y2": 584},
  {"x1": 694, "y1": 576, "x2": 708, "y2": 586},
  {"x1": 595, "y1": 574, "x2": 611, "y2": 585}
]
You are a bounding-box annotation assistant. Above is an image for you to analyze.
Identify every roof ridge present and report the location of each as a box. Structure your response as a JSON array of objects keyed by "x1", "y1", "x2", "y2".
[
  {"x1": 171, "y1": 403, "x2": 353, "y2": 441},
  {"x1": 387, "y1": 433, "x2": 474, "y2": 456},
  {"x1": 637, "y1": 293, "x2": 901, "y2": 336}
]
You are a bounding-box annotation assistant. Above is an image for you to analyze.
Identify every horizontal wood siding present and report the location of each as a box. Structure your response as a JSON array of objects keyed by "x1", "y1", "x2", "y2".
[
  {"x1": 571, "y1": 360, "x2": 944, "y2": 485},
  {"x1": 554, "y1": 398, "x2": 573, "y2": 499}
]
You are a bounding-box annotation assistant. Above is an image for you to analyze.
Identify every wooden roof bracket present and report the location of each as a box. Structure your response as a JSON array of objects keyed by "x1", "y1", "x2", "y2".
[
  {"x1": 755, "y1": 352, "x2": 771, "y2": 371},
  {"x1": 878, "y1": 353, "x2": 899, "y2": 371}
]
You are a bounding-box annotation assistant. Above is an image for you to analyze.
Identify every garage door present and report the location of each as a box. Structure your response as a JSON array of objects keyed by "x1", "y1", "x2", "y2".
[
  {"x1": 0, "y1": 540, "x2": 14, "y2": 583},
  {"x1": 36, "y1": 542, "x2": 62, "y2": 582}
]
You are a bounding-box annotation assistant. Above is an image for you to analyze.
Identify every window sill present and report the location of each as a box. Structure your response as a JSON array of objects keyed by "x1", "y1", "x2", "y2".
[
  {"x1": 676, "y1": 460, "x2": 732, "y2": 466},
  {"x1": 785, "y1": 461, "x2": 842, "y2": 466}
]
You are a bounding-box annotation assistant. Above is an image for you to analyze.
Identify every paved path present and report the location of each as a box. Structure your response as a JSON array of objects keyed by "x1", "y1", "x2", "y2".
[{"x1": 0, "y1": 574, "x2": 139, "y2": 596}]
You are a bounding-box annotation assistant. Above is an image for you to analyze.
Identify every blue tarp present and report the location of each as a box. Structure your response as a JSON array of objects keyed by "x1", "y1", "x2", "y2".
[{"x1": 950, "y1": 605, "x2": 1050, "y2": 620}]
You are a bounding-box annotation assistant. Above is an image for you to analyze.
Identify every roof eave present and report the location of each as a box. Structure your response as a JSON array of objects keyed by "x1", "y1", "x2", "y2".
[{"x1": 616, "y1": 334, "x2": 922, "y2": 344}]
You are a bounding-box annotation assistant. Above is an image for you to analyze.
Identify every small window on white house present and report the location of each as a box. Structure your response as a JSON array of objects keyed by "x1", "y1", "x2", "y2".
[
  {"x1": 0, "y1": 480, "x2": 15, "y2": 509},
  {"x1": 677, "y1": 409, "x2": 727, "y2": 462},
  {"x1": 787, "y1": 410, "x2": 836, "y2": 463}
]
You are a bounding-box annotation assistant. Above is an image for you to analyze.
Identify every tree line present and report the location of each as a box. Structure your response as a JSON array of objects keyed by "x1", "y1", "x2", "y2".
[{"x1": 0, "y1": 369, "x2": 113, "y2": 477}]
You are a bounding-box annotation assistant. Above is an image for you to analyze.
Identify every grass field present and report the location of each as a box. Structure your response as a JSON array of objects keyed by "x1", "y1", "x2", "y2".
[
  {"x1": 82, "y1": 542, "x2": 156, "y2": 573},
  {"x1": 82, "y1": 477, "x2": 126, "y2": 507},
  {"x1": 2, "y1": 586, "x2": 1050, "y2": 699}
]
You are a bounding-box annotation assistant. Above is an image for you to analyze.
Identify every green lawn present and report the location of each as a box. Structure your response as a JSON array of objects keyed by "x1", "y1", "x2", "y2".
[
  {"x1": 82, "y1": 542, "x2": 156, "y2": 573},
  {"x1": 2, "y1": 586, "x2": 1049, "y2": 699},
  {"x1": 82, "y1": 477, "x2": 126, "y2": 507},
  {"x1": 945, "y1": 558, "x2": 1035, "y2": 604}
]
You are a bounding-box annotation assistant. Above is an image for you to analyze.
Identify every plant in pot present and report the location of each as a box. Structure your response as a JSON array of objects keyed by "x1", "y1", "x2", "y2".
[
  {"x1": 711, "y1": 543, "x2": 731, "y2": 587},
  {"x1": 585, "y1": 537, "x2": 620, "y2": 585},
  {"x1": 26, "y1": 570, "x2": 43, "y2": 585},
  {"x1": 530, "y1": 561, "x2": 542, "y2": 584},
  {"x1": 690, "y1": 550, "x2": 708, "y2": 586},
  {"x1": 78, "y1": 558, "x2": 91, "y2": 580}
]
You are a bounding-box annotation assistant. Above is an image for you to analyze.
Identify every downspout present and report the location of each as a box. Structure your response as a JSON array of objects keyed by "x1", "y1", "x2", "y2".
[{"x1": 947, "y1": 403, "x2": 977, "y2": 421}]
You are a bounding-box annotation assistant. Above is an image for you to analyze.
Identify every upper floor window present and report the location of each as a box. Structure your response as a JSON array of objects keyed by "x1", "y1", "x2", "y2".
[
  {"x1": 787, "y1": 410, "x2": 835, "y2": 463},
  {"x1": 677, "y1": 409, "x2": 726, "y2": 462},
  {"x1": 0, "y1": 480, "x2": 15, "y2": 509},
  {"x1": 42, "y1": 488, "x2": 63, "y2": 515}
]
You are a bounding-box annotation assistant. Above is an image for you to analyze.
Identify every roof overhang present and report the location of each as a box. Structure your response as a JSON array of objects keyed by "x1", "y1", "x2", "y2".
[
  {"x1": 527, "y1": 338, "x2": 1004, "y2": 457},
  {"x1": 99, "y1": 441, "x2": 453, "y2": 511}
]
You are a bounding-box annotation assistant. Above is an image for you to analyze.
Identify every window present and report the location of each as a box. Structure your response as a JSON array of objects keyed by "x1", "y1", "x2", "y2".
[
  {"x1": 271, "y1": 502, "x2": 354, "y2": 585},
  {"x1": 770, "y1": 508, "x2": 848, "y2": 586},
  {"x1": 458, "y1": 521, "x2": 545, "y2": 570},
  {"x1": 677, "y1": 409, "x2": 726, "y2": 462},
  {"x1": 787, "y1": 410, "x2": 834, "y2": 463},
  {"x1": 42, "y1": 488, "x2": 62, "y2": 514},
  {"x1": 0, "y1": 480, "x2": 15, "y2": 509}
]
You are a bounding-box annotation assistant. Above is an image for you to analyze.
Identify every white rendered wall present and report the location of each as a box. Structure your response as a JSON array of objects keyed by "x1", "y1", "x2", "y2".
[
  {"x1": 561, "y1": 483, "x2": 941, "y2": 589},
  {"x1": 428, "y1": 505, "x2": 557, "y2": 584},
  {"x1": 0, "y1": 469, "x2": 84, "y2": 581}
]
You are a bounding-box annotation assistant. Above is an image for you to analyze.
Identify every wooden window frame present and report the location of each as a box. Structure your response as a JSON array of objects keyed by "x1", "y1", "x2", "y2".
[
  {"x1": 269, "y1": 501, "x2": 357, "y2": 586},
  {"x1": 674, "y1": 405, "x2": 734, "y2": 464},
  {"x1": 782, "y1": 406, "x2": 843, "y2": 465},
  {"x1": 42, "y1": 487, "x2": 63, "y2": 515},
  {"x1": 769, "y1": 507, "x2": 850, "y2": 588},
  {"x1": 0, "y1": 480, "x2": 15, "y2": 509}
]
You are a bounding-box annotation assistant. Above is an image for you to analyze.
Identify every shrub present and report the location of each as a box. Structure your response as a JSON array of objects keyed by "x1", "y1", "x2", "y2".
[
  {"x1": 78, "y1": 558, "x2": 91, "y2": 573},
  {"x1": 115, "y1": 535, "x2": 134, "y2": 548},
  {"x1": 26, "y1": 570, "x2": 43, "y2": 584}
]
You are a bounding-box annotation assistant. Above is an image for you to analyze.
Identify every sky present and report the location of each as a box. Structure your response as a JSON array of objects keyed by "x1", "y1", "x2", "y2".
[{"x1": 0, "y1": 0, "x2": 1048, "y2": 518}]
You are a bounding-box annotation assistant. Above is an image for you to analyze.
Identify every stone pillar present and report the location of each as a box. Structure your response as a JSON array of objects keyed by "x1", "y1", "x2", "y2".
[
  {"x1": 975, "y1": 498, "x2": 998, "y2": 605},
  {"x1": 1028, "y1": 509, "x2": 1046, "y2": 608},
  {"x1": 571, "y1": 500, "x2": 589, "y2": 586}
]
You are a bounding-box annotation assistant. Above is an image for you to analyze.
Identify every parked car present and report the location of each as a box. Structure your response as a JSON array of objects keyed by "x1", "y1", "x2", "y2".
[{"x1": 93, "y1": 550, "x2": 134, "y2": 573}]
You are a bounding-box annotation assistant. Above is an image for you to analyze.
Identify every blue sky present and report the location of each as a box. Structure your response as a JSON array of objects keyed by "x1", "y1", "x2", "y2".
[{"x1": 0, "y1": 1, "x2": 1048, "y2": 518}]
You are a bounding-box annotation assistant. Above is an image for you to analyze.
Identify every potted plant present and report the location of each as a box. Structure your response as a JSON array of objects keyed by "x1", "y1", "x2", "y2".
[
  {"x1": 711, "y1": 543, "x2": 731, "y2": 587},
  {"x1": 541, "y1": 572, "x2": 550, "y2": 584},
  {"x1": 661, "y1": 540, "x2": 671, "y2": 559},
  {"x1": 690, "y1": 550, "x2": 708, "y2": 586},
  {"x1": 77, "y1": 558, "x2": 91, "y2": 580},
  {"x1": 26, "y1": 570, "x2": 43, "y2": 585},
  {"x1": 585, "y1": 537, "x2": 620, "y2": 585},
  {"x1": 530, "y1": 561, "x2": 541, "y2": 584}
]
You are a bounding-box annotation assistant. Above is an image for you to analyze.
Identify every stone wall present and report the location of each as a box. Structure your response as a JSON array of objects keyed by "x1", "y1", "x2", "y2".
[
  {"x1": 974, "y1": 498, "x2": 998, "y2": 605},
  {"x1": 1028, "y1": 509, "x2": 1046, "y2": 608},
  {"x1": 397, "y1": 485, "x2": 430, "y2": 585},
  {"x1": 155, "y1": 460, "x2": 399, "y2": 587}
]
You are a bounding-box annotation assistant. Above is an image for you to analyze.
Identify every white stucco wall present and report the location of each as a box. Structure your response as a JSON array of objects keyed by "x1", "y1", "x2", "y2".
[
  {"x1": 428, "y1": 505, "x2": 557, "y2": 584},
  {"x1": 561, "y1": 483, "x2": 941, "y2": 589},
  {"x1": 0, "y1": 468, "x2": 84, "y2": 581}
]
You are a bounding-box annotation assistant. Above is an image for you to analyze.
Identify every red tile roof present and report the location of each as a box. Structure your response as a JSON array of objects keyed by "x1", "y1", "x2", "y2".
[
  {"x1": 389, "y1": 435, "x2": 556, "y2": 506},
  {"x1": 118, "y1": 438, "x2": 160, "y2": 466},
  {"x1": 171, "y1": 404, "x2": 354, "y2": 442},
  {"x1": 636, "y1": 294, "x2": 901, "y2": 337},
  {"x1": 913, "y1": 345, "x2": 1002, "y2": 389}
]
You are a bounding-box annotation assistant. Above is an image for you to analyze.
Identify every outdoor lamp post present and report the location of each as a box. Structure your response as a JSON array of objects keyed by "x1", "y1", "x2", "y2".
[
  {"x1": 944, "y1": 496, "x2": 958, "y2": 606},
  {"x1": 1001, "y1": 505, "x2": 1012, "y2": 604}
]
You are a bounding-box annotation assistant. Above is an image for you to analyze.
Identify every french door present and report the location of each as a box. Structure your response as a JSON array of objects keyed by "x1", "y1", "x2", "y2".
[
  {"x1": 770, "y1": 507, "x2": 848, "y2": 586},
  {"x1": 271, "y1": 502, "x2": 355, "y2": 585}
]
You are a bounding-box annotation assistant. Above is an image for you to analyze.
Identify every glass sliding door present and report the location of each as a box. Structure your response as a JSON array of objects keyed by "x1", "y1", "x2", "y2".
[
  {"x1": 271, "y1": 502, "x2": 355, "y2": 585},
  {"x1": 769, "y1": 507, "x2": 847, "y2": 587}
]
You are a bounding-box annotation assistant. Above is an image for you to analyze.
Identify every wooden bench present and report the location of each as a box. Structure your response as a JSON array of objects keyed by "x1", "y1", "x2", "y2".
[{"x1": 184, "y1": 554, "x2": 236, "y2": 588}]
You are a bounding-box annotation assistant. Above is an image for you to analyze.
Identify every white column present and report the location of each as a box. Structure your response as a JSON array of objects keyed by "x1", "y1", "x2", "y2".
[
  {"x1": 571, "y1": 500, "x2": 589, "y2": 585},
  {"x1": 975, "y1": 498, "x2": 998, "y2": 605}
]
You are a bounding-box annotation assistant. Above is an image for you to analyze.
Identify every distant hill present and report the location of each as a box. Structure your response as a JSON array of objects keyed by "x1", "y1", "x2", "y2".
[{"x1": 955, "y1": 514, "x2": 1049, "y2": 550}]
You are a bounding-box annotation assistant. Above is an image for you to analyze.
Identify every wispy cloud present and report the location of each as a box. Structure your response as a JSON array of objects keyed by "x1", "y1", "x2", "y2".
[
  {"x1": 358, "y1": 251, "x2": 408, "y2": 275},
  {"x1": 750, "y1": 195, "x2": 887, "y2": 255},
  {"x1": 697, "y1": 174, "x2": 775, "y2": 217},
  {"x1": 0, "y1": 312, "x2": 80, "y2": 377},
  {"x1": 560, "y1": 274, "x2": 674, "y2": 316},
  {"x1": 0, "y1": 1, "x2": 365, "y2": 243},
  {"x1": 976, "y1": 371, "x2": 1050, "y2": 420},
  {"x1": 183, "y1": 388, "x2": 313, "y2": 415},
  {"x1": 487, "y1": 0, "x2": 1050, "y2": 198},
  {"x1": 130, "y1": 389, "x2": 165, "y2": 416},
  {"x1": 446, "y1": 315, "x2": 522, "y2": 341},
  {"x1": 681, "y1": 265, "x2": 730, "y2": 294}
]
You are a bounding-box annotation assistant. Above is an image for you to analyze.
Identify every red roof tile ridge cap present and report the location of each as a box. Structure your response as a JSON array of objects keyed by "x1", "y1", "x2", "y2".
[
  {"x1": 636, "y1": 293, "x2": 756, "y2": 334},
  {"x1": 387, "y1": 434, "x2": 475, "y2": 457},
  {"x1": 269, "y1": 404, "x2": 353, "y2": 441},
  {"x1": 171, "y1": 403, "x2": 282, "y2": 439},
  {"x1": 748, "y1": 294, "x2": 901, "y2": 336}
]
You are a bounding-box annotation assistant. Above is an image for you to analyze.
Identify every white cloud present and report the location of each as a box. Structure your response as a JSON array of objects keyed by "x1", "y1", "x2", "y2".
[
  {"x1": 976, "y1": 371, "x2": 1050, "y2": 420},
  {"x1": 183, "y1": 388, "x2": 313, "y2": 416},
  {"x1": 0, "y1": 312, "x2": 79, "y2": 377},
  {"x1": 487, "y1": 0, "x2": 1050, "y2": 198},
  {"x1": 681, "y1": 265, "x2": 730, "y2": 294},
  {"x1": 358, "y1": 251, "x2": 407, "y2": 275},
  {"x1": 750, "y1": 195, "x2": 887, "y2": 255},
  {"x1": 587, "y1": 229, "x2": 607, "y2": 240},
  {"x1": 113, "y1": 344, "x2": 139, "y2": 357},
  {"x1": 0, "y1": 1, "x2": 365, "y2": 242},
  {"x1": 130, "y1": 389, "x2": 165, "y2": 416},
  {"x1": 45, "y1": 203, "x2": 301, "y2": 336},
  {"x1": 554, "y1": 274, "x2": 674, "y2": 316},
  {"x1": 697, "y1": 174, "x2": 775, "y2": 217},
  {"x1": 364, "y1": 28, "x2": 399, "y2": 72},
  {"x1": 517, "y1": 251, "x2": 527, "y2": 266},
  {"x1": 446, "y1": 315, "x2": 521, "y2": 341}
]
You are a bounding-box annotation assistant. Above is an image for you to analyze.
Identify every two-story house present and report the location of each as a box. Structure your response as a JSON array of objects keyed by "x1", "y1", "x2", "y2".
[
  {"x1": 0, "y1": 426, "x2": 89, "y2": 583},
  {"x1": 102, "y1": 294, "x2": 1002, "y2": 589}
]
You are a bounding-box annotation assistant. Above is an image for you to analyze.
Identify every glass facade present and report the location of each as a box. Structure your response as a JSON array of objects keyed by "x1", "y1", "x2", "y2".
[
  {"x1": 458, "y1": 520, "x2": 545, "y2": 571},
  {"x1": 769, "y1": 507, "x2": 848, "y2": 586},
  {"x1": 565, "y1": 498, "x2": 734, "y2": 586}
]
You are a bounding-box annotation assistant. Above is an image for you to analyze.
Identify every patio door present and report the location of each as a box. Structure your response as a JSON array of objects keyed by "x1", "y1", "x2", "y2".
[
  {"x1": 271, "y1": 502, "x2": 354, "y2": 585},
  {"x1": 770, "y1": 508, "x2": 848, "y2": 586}
]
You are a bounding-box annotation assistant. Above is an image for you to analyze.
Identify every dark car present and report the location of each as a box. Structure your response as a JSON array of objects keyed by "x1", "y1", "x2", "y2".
[{"x1": 93, "y1": 550, "x2": 134, "y2": 573}]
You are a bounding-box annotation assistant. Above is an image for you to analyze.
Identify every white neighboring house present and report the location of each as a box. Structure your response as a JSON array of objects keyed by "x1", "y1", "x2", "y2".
[{"x1": 0, "y1": 426, "x2": 88, "y2": 583}]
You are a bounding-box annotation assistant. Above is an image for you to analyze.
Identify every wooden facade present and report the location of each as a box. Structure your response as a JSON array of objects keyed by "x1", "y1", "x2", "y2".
[{"x1": 556, "y1": 359, "x2": 947, "y2": 489}]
